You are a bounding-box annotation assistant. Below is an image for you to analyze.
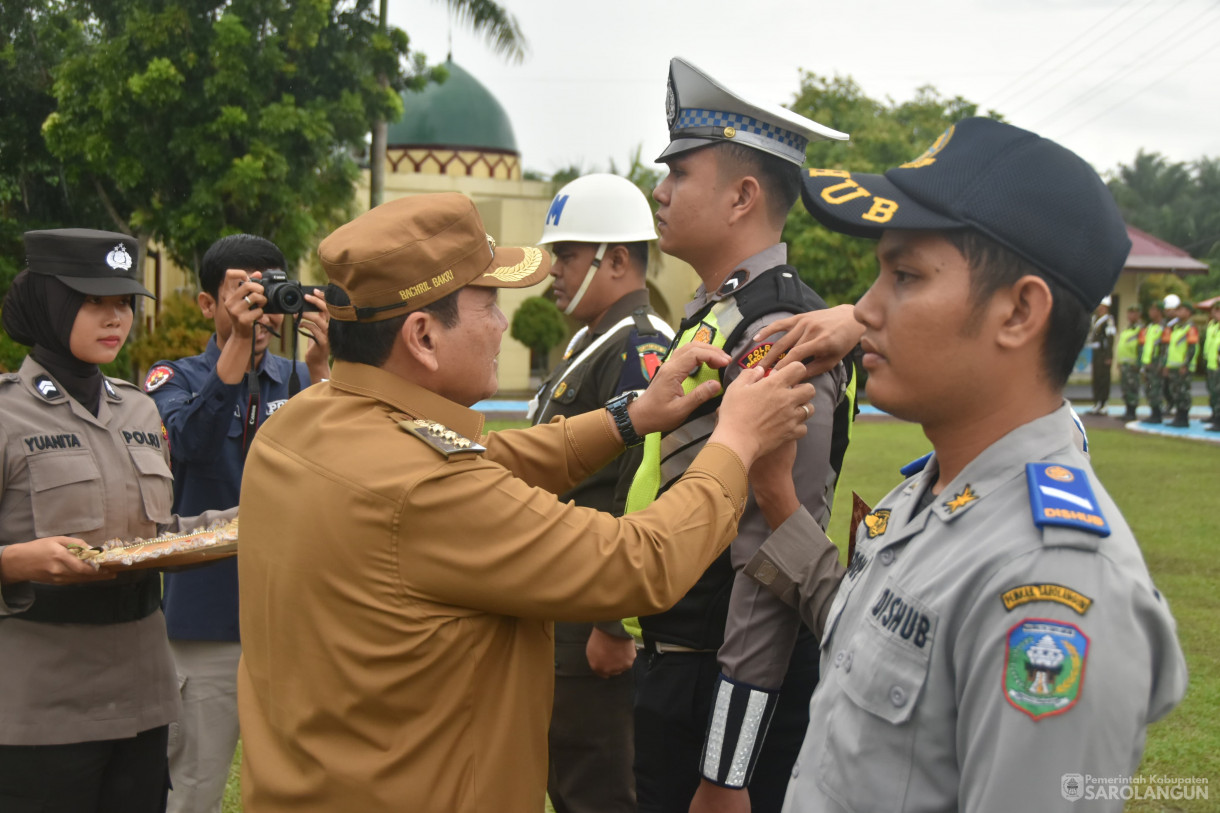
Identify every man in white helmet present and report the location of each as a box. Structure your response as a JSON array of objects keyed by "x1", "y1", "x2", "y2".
[{"x1": 532, "y1": 173, "x2": 674, "y2": 813}]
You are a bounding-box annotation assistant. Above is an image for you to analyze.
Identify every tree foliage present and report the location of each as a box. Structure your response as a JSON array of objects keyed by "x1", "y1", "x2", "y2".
[
  {"x1": 1108, "y1": 151, "x2": 1220, "y2": 301},
  {"x1": 127, "y1": 291, "x2": 212, "y2": 373},
  {"x1": 510, "y1": 295, "x2": 566, "y2": 365},
  {"x1": 0, "y1": 0, "x2": 445, "y2": 292},
  {"x1": 0, "y1": 1, "x2": 111, "y2": 300},
  {"x1": 783, "y1": 75, "x2": 999, "y2": 304},
  {"x1": 36, "y1": 0, "x2": 435, "y2": 273}
]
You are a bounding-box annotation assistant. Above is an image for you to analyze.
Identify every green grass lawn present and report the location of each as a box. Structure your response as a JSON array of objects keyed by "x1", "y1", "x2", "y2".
[{"x1": 223, "y1": 419, "x2": 1218, "y2": 811}]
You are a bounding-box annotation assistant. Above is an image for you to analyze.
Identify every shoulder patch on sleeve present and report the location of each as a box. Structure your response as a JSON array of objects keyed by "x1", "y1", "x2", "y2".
[
  {"x1": 1000, "y1": 584, "x2": 1093, "y2": 615},
  {"x1": 1025, "y1": 463, "x2": 1110, "y2": 537},
  {"x1": 1004, "y1": 618, "x2": 1089, "y2": 720},
  {"x1": 144, "y1": 365, "x2": 175, "y2": 392},
  {"x1": 737, "y1": 341, "x2": 782, "y2": 370},
  {"x1": 399, "y1": 419, "x2": 486, "y2": 458}
]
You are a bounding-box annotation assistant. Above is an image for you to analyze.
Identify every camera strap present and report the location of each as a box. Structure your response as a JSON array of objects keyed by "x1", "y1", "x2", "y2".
[
  {"x1": 288, "y1": 313, "x2": 302, "y2": 398},
  {"x1": 243, "y1": 341, "x2": 261, "y2": 457}
]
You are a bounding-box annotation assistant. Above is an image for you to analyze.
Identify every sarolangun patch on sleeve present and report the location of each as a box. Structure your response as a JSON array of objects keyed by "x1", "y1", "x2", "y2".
[
  {"x1": 1004, "y1": 618, "x2": 1089, "y2": 720},
  {"x1": 635, "y1": 341, "x2": 668, "y2": 382},
  {"x1": 1001, "y1": 583, "x2": 1093, "y2": 615}
]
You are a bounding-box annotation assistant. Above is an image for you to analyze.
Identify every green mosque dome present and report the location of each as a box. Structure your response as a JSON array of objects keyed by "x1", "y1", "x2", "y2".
[{"x1": 388, "y1": 60, "x2": 518, "y2": 154}]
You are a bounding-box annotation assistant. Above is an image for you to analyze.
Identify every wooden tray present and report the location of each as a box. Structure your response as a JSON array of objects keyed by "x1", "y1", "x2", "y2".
[{"x1": 76, "y1": 518, "x2": 239, "y2": 571}]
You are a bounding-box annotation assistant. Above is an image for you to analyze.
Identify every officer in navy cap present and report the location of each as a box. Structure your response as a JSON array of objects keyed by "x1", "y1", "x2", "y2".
[
  {"x1": 741, "y1": 118, "x2": 1187, "y2": 812},
  {"x1": 1, "y1": 227, "x2": 231, "y2": 813},
  {"x1": 23, "y1": 228, "x2": 153, "y2": 298},
  {"x1": 627, "y1": 57, "x2": 855, "y2": 813}
]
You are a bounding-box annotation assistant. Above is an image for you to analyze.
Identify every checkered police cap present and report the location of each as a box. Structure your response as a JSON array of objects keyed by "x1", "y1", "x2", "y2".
[
  {"x1": 658, "y1": 57, "x2": 848, "y2": 166},
  {"x1": 799, "y1": 117, "x2": 1131, "y2": 309}
]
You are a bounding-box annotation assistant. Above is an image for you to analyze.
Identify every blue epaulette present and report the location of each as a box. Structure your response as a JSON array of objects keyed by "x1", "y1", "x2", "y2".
[
  {"x1": 1025, "y1": 463, "x2": 1110, "y2": 536},
  {"x1": 900, "y1": 452, "x2": 933, "y2": 478}
]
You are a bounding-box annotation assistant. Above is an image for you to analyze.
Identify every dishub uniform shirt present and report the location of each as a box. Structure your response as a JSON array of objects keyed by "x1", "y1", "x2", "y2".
[
  {"x1": 145, "y1": 335, "x2": 308, "y2": 641},
  {"x1": 0, "y1": 357, "x2": 225, "y2": 745},
  {"x1": 749, "y1": 403, "x2": 1187, "y2": 813},
  {"x1": 236, "y1": 361, "x2": 751, "y2": 813}
]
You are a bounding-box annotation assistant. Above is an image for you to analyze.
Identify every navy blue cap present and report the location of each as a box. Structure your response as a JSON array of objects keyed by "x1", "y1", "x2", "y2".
[
  {"x1": 24, "y1": 228, "x2": 154, "y2": 299},
  {"x1": 799, "y1": 118, "x2": 1130, "y2": 309}
]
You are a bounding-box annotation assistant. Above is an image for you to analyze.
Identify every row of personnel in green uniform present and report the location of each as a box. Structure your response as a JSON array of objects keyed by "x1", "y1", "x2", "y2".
[{"x1": 1112, "y1": 294, "x2": 1220, "y2": 427}]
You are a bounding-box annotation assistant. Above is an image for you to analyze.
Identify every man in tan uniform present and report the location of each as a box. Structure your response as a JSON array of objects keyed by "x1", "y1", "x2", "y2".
[{"x1": 236, "y1": 192, "x2": 817, "y2": 813}]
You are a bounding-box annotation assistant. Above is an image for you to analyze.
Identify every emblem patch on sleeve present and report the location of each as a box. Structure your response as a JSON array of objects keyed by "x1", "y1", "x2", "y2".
[
  {"x1": 691, "y1": 321, "x2": 715, "y2": 346},
  {"x1": 1026, "y1": 463, "x2": 1110, "y2": 536},
  {"x1": 144, "y1": 365, "x2": 174, "y2": 392},
  {"x1": 635, "y1": 342, "x2": 667, "y2": 382},
  {"x1": 1004, "y1": 618, "x2": 1089, "y2": 720}
]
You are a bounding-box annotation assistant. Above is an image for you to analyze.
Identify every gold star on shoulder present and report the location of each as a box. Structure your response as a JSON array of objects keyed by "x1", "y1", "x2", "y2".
[{"x1": 944, "y1": 485, "x2": 979, "y2": 513}]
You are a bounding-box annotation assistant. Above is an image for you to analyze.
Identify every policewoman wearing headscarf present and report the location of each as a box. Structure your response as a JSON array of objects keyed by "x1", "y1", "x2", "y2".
[{"x1": 0, "y1": 229, "x2": 230, "y2": 812}]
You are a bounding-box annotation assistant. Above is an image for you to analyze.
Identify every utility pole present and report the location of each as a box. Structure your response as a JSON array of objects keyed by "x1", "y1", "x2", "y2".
[{"x1": 369, "y1": 0, "x2": 388, "y2": 209}]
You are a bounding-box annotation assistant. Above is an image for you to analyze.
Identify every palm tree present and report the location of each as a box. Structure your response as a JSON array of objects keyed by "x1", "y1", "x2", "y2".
[{"x1": 369, "y1": 0, "x2": 528, "y2": 208}]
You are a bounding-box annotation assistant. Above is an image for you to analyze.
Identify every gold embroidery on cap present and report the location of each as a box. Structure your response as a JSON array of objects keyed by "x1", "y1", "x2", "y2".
[
  {"x1": 900, "y1": 124, "x2": 955, "y2": 169},
  {"x1": 484, "y1": 247, "x2": 543, "y2": 282}
]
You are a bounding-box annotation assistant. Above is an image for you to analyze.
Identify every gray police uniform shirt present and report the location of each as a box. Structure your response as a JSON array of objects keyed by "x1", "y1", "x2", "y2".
[
  {"x1": 0, "y1": 357, "x2": 227, "y2": 745},
  {"x1": 753, "y1": 402, "x2": 1186, "y2": 812},
  {"x1": 664, "y1": 244, "x2": 848, "y2": 686}
]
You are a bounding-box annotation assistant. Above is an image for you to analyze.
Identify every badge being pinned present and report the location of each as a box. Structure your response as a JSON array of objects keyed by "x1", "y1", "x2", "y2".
[
  {"x1": 1026, "y1": 463, "x2": 1110, "y2": 536},
  {"x1": 1004, "y1": 618, "x2": 1089, "y2": 720}
]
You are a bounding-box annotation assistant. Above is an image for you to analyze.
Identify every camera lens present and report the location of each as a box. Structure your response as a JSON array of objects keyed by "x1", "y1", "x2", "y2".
[{"x1": 276, "y1": 286, "x2": 302, "y2": 314}]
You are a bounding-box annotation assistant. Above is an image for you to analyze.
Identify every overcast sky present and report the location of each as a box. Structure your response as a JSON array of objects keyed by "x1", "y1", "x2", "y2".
[{"x1": 386, "y1": 0, "x2": 1220, "y2": 180}]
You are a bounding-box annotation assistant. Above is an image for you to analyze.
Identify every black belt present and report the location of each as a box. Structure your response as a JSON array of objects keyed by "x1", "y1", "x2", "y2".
[{"x1": 17, "y1": 577, "x2": 161, "y2": 625}]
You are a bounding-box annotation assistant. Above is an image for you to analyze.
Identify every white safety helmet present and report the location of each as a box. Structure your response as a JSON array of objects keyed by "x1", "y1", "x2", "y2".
[
  {"x1": 537, "y1": 174, "x2": 658, "y2": 246},
  {"x1": 538, "y1": 174, "x2": 657, "y2": 315},
  {"x1": 1163, "y1": 293, "x2": 1182, "y2": 309}
]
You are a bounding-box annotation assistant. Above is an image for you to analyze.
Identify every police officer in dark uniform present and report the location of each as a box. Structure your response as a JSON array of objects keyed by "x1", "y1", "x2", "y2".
[
  {"x1": 0, "y1": 229, "x2": 228, "y2": 812},
  {"x1": 627, "y1": 58, "x2": 854, "y2": 813},
  {"x1": 532, "y1": 174, "x2": 673, "y2": 813}
]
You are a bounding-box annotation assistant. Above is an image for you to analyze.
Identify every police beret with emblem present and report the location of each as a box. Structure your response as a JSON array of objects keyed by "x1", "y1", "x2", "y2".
[
  {"x1": 319, "y1": 193, "x2": 551, "y2": 323},
  {"x1": 24, "y1": 228, "x2": 153, "y2": 299},
  {"x1": 799, "y1": 117, "x2": 1130, "y2": 310},
  {"x1": 659, "y1": 57, "x2": 848, "y2": 166}
]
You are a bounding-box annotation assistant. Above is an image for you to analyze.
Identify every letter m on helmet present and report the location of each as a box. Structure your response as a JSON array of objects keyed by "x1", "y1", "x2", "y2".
[{"x1": 546, "y1": 194, "x2": 569, "y2": 226}]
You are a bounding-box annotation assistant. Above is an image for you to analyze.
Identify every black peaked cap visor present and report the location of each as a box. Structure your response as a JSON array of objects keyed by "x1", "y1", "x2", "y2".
[
  {"x1": 800, "y1": 170, "x2": 964, "y2": 240},
  {"x1": 54, "y1": 273, "x2": 155, "y2": 298}
]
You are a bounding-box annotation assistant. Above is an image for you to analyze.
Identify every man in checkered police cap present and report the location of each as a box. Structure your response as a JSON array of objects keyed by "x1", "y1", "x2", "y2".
[
  {"x1": 625, "y1": 57, "x2": 861, "y2": 813},
  {"x1": 741, "y1": 118, "x2": 1187, "y2": 812}
]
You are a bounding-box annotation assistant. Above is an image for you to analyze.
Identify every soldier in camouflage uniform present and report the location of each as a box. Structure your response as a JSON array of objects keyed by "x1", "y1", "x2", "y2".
[
  {"x1": 1140, "y1": 300, "x2": 1167, "y2": 423},
  {"x1": 1116, "y1": 305, "x2": 1143, "y2": 421}
]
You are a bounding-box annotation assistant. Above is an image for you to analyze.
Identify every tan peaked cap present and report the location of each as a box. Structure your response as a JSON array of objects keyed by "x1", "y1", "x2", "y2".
[{"x1": 319, "y1": 193, "x2": 551, "y2": 322}]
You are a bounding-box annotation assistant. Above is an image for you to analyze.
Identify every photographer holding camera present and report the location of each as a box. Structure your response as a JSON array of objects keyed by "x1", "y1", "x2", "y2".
[{"x1": 143, "y1": 234, "x2": 329, "y2": 813}]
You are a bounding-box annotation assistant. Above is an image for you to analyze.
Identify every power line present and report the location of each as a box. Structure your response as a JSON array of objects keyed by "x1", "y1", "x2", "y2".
[
  {"x1": 1032, "y1": 2, "x2": 1220, "y2": 132},
  {"x1": 987, "y1": 0, "x2": 1153, "y2": 110},
  {"x1": 1053, "y1": 36, "x2": 1220, "y2": 140}
]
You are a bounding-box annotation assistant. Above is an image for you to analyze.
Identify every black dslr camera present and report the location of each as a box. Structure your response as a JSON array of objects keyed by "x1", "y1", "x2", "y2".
[{"x1": 259, "y1": 269, "x2": 319, "y2": 315}]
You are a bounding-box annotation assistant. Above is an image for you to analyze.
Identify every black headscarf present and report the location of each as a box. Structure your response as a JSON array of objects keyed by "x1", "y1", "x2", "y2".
[{"x1": 2, "y1": 269, "x2": 104, "y2": 414}]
